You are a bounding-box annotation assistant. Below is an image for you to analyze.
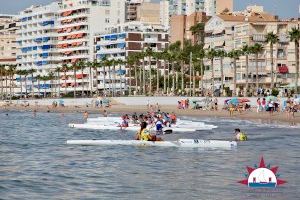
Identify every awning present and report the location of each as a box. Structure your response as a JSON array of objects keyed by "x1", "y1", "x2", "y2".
[
  {"x1": 66, "y1": 28, "x2": 72, "y2": 33},
  {"x1": 71, "y1": 34, "x2": 77, "y2": 39},
  {"x1": 58, "y1": 36, "x2": 64, "y2": 41},
  {"x1": 76, "y1": 74, "x2": 87, "y2": 79},
  {"x1": 64, "y1": 51, "x2": 72, "y2": 55},
  {"x1": 62, "y1": 10, "x2": 73, "y2": 17},
  {"x1": 278, "y1": 65, "x2": 288, "y2": 74},
  {"x1": 76, "y1": 33, "x2": 84, "y2": 38},
  {"x1": 214, "y1": 41, "x2": 225, "y2": 47}
]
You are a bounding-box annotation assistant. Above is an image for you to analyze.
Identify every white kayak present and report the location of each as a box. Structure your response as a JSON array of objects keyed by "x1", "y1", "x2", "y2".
[
  {"x1": 66, "y1": 139, "x2": 237, "y2": 149},
  {"x1": 68, "y1": 123, "x2": 198, "y2": 132}
]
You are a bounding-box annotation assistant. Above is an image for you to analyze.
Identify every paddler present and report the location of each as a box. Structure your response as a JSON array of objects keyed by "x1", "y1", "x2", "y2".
[
  {"x1": 135, "y1": 122, "x2": 162, "y2": 141},
  {"x1": 234, "y1": 128, "x2": 248, "y2": 141}
]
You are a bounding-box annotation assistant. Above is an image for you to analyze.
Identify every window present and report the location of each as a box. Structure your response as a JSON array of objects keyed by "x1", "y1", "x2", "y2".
[{"x1": 105, "y1": 18, "x2": 110, "y2": 23}]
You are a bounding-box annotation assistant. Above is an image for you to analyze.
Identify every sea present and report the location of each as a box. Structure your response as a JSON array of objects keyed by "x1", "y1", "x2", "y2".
[{"x1": 0, "y1": 111, "x2": 299, "y2": 200}]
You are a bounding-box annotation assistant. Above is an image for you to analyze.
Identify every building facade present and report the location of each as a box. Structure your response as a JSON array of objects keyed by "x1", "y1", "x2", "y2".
[
  {"x1": 0, "y1": 15, "x2": 18, "y2": 65},
  {"x1": 170, "y1": 12, "x2": 208, "y2": 45},
  {"x1": 94, "y1": 21, "x2": 169, "y2": 93},
  {"x1": 202, "y1": 7, "x2": 300, "y2": 95}
]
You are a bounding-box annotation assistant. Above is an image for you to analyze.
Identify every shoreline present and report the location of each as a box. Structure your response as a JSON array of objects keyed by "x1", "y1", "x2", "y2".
[{"x1": 1, "y1": 104, "x2": 299, "y2": 125}]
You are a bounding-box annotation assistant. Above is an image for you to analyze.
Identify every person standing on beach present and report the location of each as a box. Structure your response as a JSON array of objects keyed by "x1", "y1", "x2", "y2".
[
  {"x1": 261, "y1": 98, "x2": 266, "y2": 111},
  {"x1": 256, "y1": 98, "x2": 261, "y2": 113},
  {"x1": 213, "y1": 98, "x2": 218, "y2": 111}
]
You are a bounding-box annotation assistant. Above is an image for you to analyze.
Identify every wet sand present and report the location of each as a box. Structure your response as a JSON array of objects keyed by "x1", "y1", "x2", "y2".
[{"x1": 1, "y1": 103, "x2": 299, "y2": 125}]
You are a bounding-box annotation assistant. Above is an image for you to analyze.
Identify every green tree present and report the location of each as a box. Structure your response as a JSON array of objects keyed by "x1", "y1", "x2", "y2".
[
  {"x1": 288, "y1": 27, "x2": 300, "y2": 93},
  {"x1": 242, "y1": 45, "x2": 250, "y2": 96},
  {"x1": 228, "y1": 49, "x2": 242, "y2": 96},
  {"x1": 216, "y1": 49, "x2": 227, "y2": 96},
  {"x1": 54, "y1": 67, "x2": 61, "y2": 97},
  {"x1": 249, "y1": 43, "x2": 264, "y2": 93},
  {"x1": 28, "y1": 68, "x2": 37, "y2": 98},
  {"x1": 265, "y1": 32, "x2": 279, "y2": 89},
  {"x1": 206, "y1": 48, "x2": 217, "y2": 96},
  {"x1": 189, "y1": 22, "x2": 205, "y2": 45}
]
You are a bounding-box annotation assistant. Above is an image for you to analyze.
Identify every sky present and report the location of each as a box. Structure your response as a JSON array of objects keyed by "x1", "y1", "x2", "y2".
[{"x1": 0, "y1": 0, "x2": 299, "y2": 19}]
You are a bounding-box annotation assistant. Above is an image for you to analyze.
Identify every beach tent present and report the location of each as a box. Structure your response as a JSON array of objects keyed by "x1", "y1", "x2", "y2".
[{"x1": 266, "y1": 96, "x2": 277, "y2": 102}]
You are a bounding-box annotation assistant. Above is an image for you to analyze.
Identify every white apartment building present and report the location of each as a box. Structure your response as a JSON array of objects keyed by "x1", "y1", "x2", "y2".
[
  {"x1": 160, "y1": 0, "x2": 170, "y2": 28},
  {"x1": 16, "y1": 2, "x2": 60, "y2": 95},
  {"x1": 94, "y1": 21, "x2": 169, "y2": 93},
  {"x1": 55, "y1": 0, "x2": 126, "y2": 94}
]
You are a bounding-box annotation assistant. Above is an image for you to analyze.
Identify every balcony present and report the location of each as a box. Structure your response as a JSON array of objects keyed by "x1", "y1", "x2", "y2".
[{"x1": 252, "y1": 34, "x2": 266, "y2": 42}]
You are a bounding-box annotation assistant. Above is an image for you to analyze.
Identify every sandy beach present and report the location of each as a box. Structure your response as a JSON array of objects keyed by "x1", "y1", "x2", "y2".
[{"x1": 1, "y1": 103, "x2": 299, "y2": 125}]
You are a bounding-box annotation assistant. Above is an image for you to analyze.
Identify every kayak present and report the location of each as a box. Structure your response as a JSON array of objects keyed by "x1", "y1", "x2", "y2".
[
  {"x1": 66, "y1": 139, "x2": 237, "y2": 149},
  {"x1": 68, "y1": 123, "x2": 198, "y2": 132}
]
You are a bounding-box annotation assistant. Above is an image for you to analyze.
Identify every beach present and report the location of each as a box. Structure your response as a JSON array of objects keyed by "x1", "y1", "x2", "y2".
[{"x1": 1, "y1": 102, "x2": 299, "y2": 124}]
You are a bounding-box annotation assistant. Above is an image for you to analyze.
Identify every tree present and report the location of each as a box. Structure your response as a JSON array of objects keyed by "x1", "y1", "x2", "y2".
[
  {"x1": 289, "y1": 27, "x2": 300, "y2": 93},
  {"x1": 54, "y1": 67, "x2": 61, "y2": 97},
  {"x1": 161, "y1": 50, "x2": 170, "y2": 94},
  {"x1": 91, "y1": 60, "x2": 100, "y2": 96},
  {"x1": 61, "y1": 64, "x2": 70, "y2": 95},
  {"x1": 189, "y1": 22, "x2": 205, "y2": 45},
  {"x1": 127, "y1": 54, "x2": 135, "y2": 95},
  {"x1": 168, "y1": 41, "x2": 181, "y2": 93},
  {"x1": 206, "y1": 48, "x2": 217, "y2": 96},
  {"x1": 16, "y1": 69, "x2": 25, "y2": 98},
  {"x1": 116, "y1": 59, "x2": 125, "y2": 96},
  {"x1": 28, "y1": 68, "x2": 37, "y2": 98},
  {"x1": 0, "y1": 65, "x2": 6, "y2": 99},
  {"x1": 7, "y1": 65, "x2": 16, "y2": 102},
  {"x1": 103, "y1": 58, "x2": 113, "y2": 96},
  {"x1": 77, "y1": 60, "x2": 86, "y2": 97},
  {"x1": 73, "y1": 61, "x2": 83, "y2": 98},
  {"x1": 36, "y1": 74, "x2": 41, "y2": 96},
  {"x1": 242, "y1": 45, "x2": 250, "y2": 96},
  {"x1": 48, "y1": 71, "x2": 55, "y2": 97},
  {"x1": 228, "y1": 49, "x2": 241, "y2": 96},
  {"x1": 153, "y1": 51, "x2": 162, "y2": 94},
  {"x1": 216, "y1": 49, "x2": 227, "y2": 96},
  {"x1": 145, "y1": 47, "x2": 153, "y2": 95},
  {"x1": 250, "y1": 43, "x2": 264, "y2": 94},
  {"x1": 265, "y1": 32, "x2": 279, "y2": 89}
]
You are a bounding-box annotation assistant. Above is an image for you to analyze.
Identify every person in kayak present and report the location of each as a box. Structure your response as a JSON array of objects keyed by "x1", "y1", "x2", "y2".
[
  {"x1": 234, "y1": 128, "x2": 248, "y2": 141},
  {"x1": 119, "y1": 116, "x2": 129, "y2": 128},
  {"x1": 135, "y1": 122, "x2": 162, "y2": 141},
  {"x1": 155, "y1": 117, "x2": 163, "y2": 134}
]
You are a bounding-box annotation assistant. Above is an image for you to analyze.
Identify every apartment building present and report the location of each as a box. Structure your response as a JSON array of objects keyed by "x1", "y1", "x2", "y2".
[
  {"x1": 94, "y1": 21, "x2": 169, "y2": 92},
  {"x1": 125, "y1": 0, "x2": 150, "y2": 22},
  {"x1": 170, "y1": 12, "x2": 208, "y2": 45},
  {"x1": 136, "y1": 2, "x2": 160, "y2": 24},
  {"x1": 17, "y1": 3, "x2": 59, "y2": 72},
  {"x1": 0, "y1": 15, "x2": 18, "y2": 65},
  {"x1": 234, "y1": 20, "x2": 300, "y2": 91},
  {"x1": 168, "y1": 0, "x2": 233, "y2": 16},
  {"x1": 202, "y1": 6, "x2": 300, "y2": 95}
]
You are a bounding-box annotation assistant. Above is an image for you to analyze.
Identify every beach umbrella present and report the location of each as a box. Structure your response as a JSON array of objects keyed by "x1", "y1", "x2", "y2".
[
  {"x1": 266, "y1": 96, "x2": 277, "y2": 102},
  {"x1": 239, "y1": 98, "x2": 250, "y2": 103},
  {"x1": 228, "y1": 97, "x2": 239, "y2": 105}
]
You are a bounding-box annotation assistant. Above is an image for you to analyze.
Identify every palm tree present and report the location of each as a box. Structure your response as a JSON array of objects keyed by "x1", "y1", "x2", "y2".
[
  {"x1": 116, "y1": 59, "x2": 125, "y2": 96},
  {"x1": 127, "y1": 55, "x2": 135, "y2": 95},
  {"x1": 145, "y1": 47, "x2": 153, "y2": 95},
  {"x1": 48, "y1": 72, "x2": 55, "y2": 97},
  {"x1": 265, "y1": 32, "x2": 279, "y2": 89},
  {"x1": 189, "y1": 22, "x2": 205, "y2": 45},
  {"x1": 0, "y1": 65, "x2": 6, "y2": 100},
  {"x1": 90, "y1": 60, "x2": 99, "y2": 96},
  {"x1": 36, "y1": 74, "x2": 41, "y2": 97},
  {"x1": 39, "y1": 75, "x2": 49, "y2": 98},
  {"x1": 153, "y1": 51, "x2": 162, "y2": 94},
  {"x1": 228, "y1": 49, "x2": 241, "y2": 96},
  {"x1": 72, "y1": 61, "x2": 82, "y2": 98},
  {"x1": 7, "y1": 65, "x2": 16, "y2": 102},
  {"x1": 161, "y1": 50, "x2": 169, "y2": 94},
  {"x1": 77, "y1": 61, "x2": 86, "y2": 97},
  {"x1": 250, "y1": 43, "x2": 264, "y2": 94},
  {"x1": 61, "y1": 64, "x2": 70, "y2": 96},
  {"x1": 103, "y1": 58, "x2": 113, "y2": 96},
  {"x1": 206, "y1": 48, "x2": 217, "y2": 96},
  {"x1": 216, "y1": 49, "x2": 227, "y2": 96},
  {"x1": 168, "y1": 41, "x2": 181, "y2": 93},
  {"x1": 54, "y1": 67, "x2": 61, "y2": 97},
  {"x1": 242, "y1": 45, "x2": 250, "y2": 96},
  {"x1": 141, "y1": 51, "x2": 146, "y2": 95},
  {"x1": 23, "y1": 70, "x2": 30, "y2": 98},
  {"x1": 28, "y1": 68, "x2": 37, "y2": 98},
  {"x1": 289, "y1": 27, "x2": 300, "y2": 93}
]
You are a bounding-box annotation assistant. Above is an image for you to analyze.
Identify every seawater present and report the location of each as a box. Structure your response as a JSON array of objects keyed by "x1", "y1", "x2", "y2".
[{"x1": 0, "y1": 111, "x2": 299, "y2": 200}]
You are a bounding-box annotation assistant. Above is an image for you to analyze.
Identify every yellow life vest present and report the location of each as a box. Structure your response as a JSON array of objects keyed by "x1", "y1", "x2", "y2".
[
  {"x1": 140, "y1": 129, "x2": 151, "y2": 141},
  {"x1": 239, "y1": 132, "x2": 248, "y2": 141}
]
